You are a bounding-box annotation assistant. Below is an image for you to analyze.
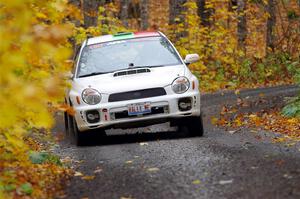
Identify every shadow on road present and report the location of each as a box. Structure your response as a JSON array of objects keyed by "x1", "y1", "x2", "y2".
[{"x1": 75, "y1": 128, "x2": 196, "y2": 147}]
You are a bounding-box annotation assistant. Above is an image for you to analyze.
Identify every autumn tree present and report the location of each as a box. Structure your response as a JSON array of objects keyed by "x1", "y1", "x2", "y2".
[
  {"x1": 83, "y1": 0, "x2": 99, "y2": 27},
  {"x1": 140, "y1": 0, "x2": 149, "y2": 30},
  {"x1": 237, "y1": 0, "x2": 247, "y2": 52},
  {"x1": 0, "y1": 0, "x2": 74, "y2": 197},
  {"x1": 196, "y1": 0, "x2": 211, "y2": 26},
  {"x1": 266, "y1": 0, "x2": 276, "y2": 52},
  {"x1": 120, "y1": 0, "x2": 130, "y2": 27},
  {"x1": 82, "y1": 0, "x2": 115, "y2": 27},
  {"x1": 169, "y1": 0, "x2": 187, "y2": 24}
]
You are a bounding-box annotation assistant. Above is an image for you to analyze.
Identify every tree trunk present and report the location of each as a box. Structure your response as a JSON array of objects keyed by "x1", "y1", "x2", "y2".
[
  {"x1": 169, "y1": 0, "x2": 187, "y2": 25},
  {"x1": 237, "y1": 0, "x2": 247, "y2": 52},
  {"x1": 140, "y1": 0, "x2": 149, "y2": 30},
  {"x1": 82, "y1": 0, "x2": 98, "y2": 27},
  {"x1": 69, "y1": 0, "x2": 81, "y2": 7},
  {"x1": 266, "y1": 0, "x2": 276, "y2": 52},
  {"x1": 196, "y1": 0, "x2": 210, "y2": 26},
  {"x1": 82, "y1": 0, "x2": 106, "y2": 28},
  {"x1": 120, "y1": 0, "x2": 130, "y2": 28}
]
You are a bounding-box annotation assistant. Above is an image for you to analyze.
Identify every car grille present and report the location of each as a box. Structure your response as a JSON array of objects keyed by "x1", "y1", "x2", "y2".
[
  {"x1": 108, "y1": 87, "x2": 167, "y2": 102},
  {"x1": 112, "y1": 105, "x2": 169, "y2": 120}
]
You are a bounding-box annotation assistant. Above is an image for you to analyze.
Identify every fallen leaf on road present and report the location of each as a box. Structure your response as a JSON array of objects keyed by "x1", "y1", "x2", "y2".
[
  {"x1": 94, "y1": 168, "x2": 103, "y2": 174},
  {"x1": 74, "y1": 160, "x2": 85, "y2": 164},
  {"x1": 286, "y1": 142, "x2": 296, "y2": 147},
  {"x1": 211, "y1": 116, "x2": 219, "y2": 125},
  {"x1": 81, "y1": 175, "x2": 95, "y2": 180},
  {"x1": 228, "y1": 130, "x2": 237, "y2": 134},
  {"x1": 57, "y1": 194, "x2": 67, "y2": 198},
  {"x1": 125, "y1": 160, "x2": 133, "y2": 164},
  {"x1": 275, "y1": 160, "x2": 284, "y2": 166},
  {"x1": 219, "y1": 179, "x2": 233, "y2": 185},
  {"x1": 120, "y1": 197, "x2": 133, "y2": 199},
  {"x1": 192, "y1": 179, "x2": 201, "y2": 185},
  {"x1": 250, "y1": 130, "x2": 258, "y2": 133},
  {"x1": 254, "y1": 135, "x2": 262, "y2": 140},
  {"x1": 139, "y1": 142, "x2": 148, "y2": 146},
  {"x1": 283, "y1": 174, "x2": 292, "y2": 179},
  {"x1": 147, "y1": 167, "x2": 159, "y2": 172},
  {"x1": 60, "y1": 156, "x2": 72, "y2": 163},
  {"x1": 74, "y1": 171, "x2": 83, "y2": 177}
]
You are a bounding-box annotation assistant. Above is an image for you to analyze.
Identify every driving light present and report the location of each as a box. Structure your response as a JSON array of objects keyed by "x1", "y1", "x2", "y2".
[
  {"x1": 82, "y1": 88, "x2": 102, "y2": 105},
  {"x1": 178, "y1": 97, "x2": 192, "y2": 111},
  {"x1": 172, "y1": 77, "x2": 190, "y2": 94},
  {"x1": 86, "y1": 110, "x2": 100, "y2": 123}
]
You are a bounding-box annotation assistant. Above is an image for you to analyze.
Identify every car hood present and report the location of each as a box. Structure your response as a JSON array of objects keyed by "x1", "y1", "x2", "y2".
[{"x1": 73, "y1": 65, "x2": 185, "y2": 94}]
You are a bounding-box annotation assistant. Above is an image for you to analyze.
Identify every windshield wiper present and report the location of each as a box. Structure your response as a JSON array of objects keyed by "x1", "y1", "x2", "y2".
[
  {"x1": 78, "y1": 65, "x2": 166, "y2": 78},
  {"x1": 79, "y1": 72, "x2": 107, "y2": 78}
]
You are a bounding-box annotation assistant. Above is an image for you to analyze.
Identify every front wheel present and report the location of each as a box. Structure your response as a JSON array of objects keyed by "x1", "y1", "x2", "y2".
[
  {"x1": 71, "y1": 117, "x2": 86, "y2": 146},
  {"x1": 186, "y1": 113, "x2": 204, "y2": 137},
  {"x1": 69, "y1": 116, "x2": 106, "y2": 146},
  {"x1": 63, "y1": 111, "x2": 69, "y2": 136}
]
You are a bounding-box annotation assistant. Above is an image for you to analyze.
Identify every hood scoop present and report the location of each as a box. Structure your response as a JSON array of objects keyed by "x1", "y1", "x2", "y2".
[{"x1": 113, "y1": 68, "x2": 151, "y2": 77}]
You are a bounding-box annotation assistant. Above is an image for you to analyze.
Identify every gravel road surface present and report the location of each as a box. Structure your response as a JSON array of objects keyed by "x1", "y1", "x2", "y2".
[{"x1": 53, "y1": 85, "x2": 300, "y2": 199}]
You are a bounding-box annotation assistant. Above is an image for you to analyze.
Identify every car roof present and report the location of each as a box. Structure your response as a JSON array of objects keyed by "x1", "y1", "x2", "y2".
[{"x1": 86, "y1": 31, "x2": 161, "y2": 46}]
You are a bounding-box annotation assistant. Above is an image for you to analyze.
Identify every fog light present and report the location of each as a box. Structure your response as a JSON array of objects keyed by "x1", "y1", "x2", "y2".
[
  {"x1": 178, "y1": 97, "x2": 192, "y2": 111},
  {"x1": 179, "y1": 102, "x2": 191, "y2": 109},
  {"x1": 86, "y1": 110, "x2": 100, "y2": 123},
  {"x1": 87, "y1": 114, "x2": 96, "y2": 120}
]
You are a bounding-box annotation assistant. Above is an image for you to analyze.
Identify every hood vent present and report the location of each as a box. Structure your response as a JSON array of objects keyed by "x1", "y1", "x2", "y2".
[{"x1": 113, "y1": 68, "x2": 151, "y2": 77}]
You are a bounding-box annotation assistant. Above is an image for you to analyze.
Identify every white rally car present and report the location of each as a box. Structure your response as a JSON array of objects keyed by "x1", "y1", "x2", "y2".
[{"x1": 64, "y1": 31, "x2": 204, "y2": 145}]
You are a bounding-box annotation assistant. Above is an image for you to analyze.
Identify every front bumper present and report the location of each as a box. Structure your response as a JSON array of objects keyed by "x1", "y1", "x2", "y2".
[{"x1": 73, "y1": 91, "x2": 201, "y2": 132}]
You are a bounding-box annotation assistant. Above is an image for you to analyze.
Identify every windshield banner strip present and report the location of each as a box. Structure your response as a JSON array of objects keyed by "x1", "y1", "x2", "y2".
[{"x1": 113, "y1": 33, "x2": 134, "y2": 40}]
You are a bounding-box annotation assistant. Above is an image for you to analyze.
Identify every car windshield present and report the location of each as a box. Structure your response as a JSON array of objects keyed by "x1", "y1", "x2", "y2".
[{"x1": 76, "y1": 36, "x2": 182, "y2": 77}]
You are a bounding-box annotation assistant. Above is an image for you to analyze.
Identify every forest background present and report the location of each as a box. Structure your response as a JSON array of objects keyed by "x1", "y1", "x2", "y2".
[{"x1": 0, "y1": 0, "x2": 299, "y2": 198}]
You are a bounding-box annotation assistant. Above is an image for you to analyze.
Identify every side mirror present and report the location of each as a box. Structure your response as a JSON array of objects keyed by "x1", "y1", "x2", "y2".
[{"x1": 184, "y1": 54, "x2": 200, "y2": 65}]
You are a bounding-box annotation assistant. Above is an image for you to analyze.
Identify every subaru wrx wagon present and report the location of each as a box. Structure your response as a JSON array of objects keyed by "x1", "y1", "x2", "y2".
[{"x1": 64, "y1": 31, "x2": 204, "y2": 145}]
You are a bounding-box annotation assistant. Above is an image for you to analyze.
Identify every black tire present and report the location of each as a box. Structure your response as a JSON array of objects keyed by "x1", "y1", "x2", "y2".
[
  {"x1": 63, "y1": 112, "x2": 69, "y2": 136},
  {"x1": 69, "y1": 116, "x2": 106, "y2": 146},
  {"x1": 66, "y1": 113, "x2": 75, "y2": 139},
  {"x1": 70, "y1": 116, "x2": 86, "y2": 146},
  {"x1": 186, "y1": 113, "x2": 204, "y2": 137}
]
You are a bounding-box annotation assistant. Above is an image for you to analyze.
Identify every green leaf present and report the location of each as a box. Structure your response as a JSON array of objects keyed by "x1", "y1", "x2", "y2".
[
  {"x1": 20, "y1": 183, "x2": 33, "y2": 195},
  {"x1": 29, "y1": 151, "x2": 49, "y2": 164},
  {"x1": 0, "y1": 184, "x2": 16, "y2": 192},
  {"x1": 4, "y1": 184, "x2": 17, "y2": 191},
  {"x1": 282, "y1": 98, "x2": 300, "y2": 117},
  {"x1": 29, "y1": 151, "x2": 62, "y2": 165}
]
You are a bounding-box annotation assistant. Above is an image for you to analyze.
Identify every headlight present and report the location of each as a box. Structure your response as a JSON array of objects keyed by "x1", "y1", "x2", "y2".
[
  {"x1": 172, "y1": 77, "x2": 190, "y2": 94},
  {"x1": 82, "y1": 88, "x2": 101, "y2": 105}
]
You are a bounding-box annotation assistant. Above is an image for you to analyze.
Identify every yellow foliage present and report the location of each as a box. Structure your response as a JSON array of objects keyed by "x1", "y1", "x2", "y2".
[
  {"x1": 74, "y1": 3, "x2": 132, "y2": 44},
  {"x1": 0, "y1": 0, "x2": 72, "y2": 197}
]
